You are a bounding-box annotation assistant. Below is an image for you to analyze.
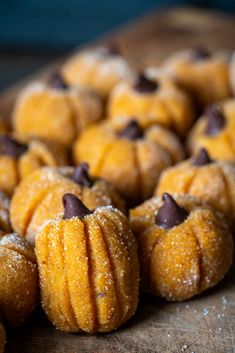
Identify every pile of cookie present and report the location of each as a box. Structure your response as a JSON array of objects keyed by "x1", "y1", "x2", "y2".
[{"x1": 0, "y1": 45, "x2": 234, "y2": 350}]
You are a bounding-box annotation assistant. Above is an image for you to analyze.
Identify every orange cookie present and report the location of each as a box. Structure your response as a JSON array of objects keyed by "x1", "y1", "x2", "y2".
[
  {"x1": 108, "y1": 72, "x2": 194, "y2": 137},
  {"x1": 73, "y1": 120, "x2": 185, "y2": 205},
  {"x1": 162, "y1": 48, "x2": 231, "y2": 107},
  {"x1": 0, "y1": 233, "x2": 38, "y2": 327},
  {"x1": 10, "y1": 164, "x2": 125, "y2": 243},
  {"x1": 0, "y1": 135, "x2": 67, "y2": 195},
  {"x1": 188, "y1": 100, "x2": 235, "y2": 162},
  {"x1": 62, "y1": 45, "x2": 133, "y2": 98},
  {"x1": 130, "y1": 193, "x2": 233, "y2": 301},
  {"x1": 13, "y1": 73, "x2": 103, "y2": 146},
  {"x1": 155, "y1": 149, "x2": 235, "y2": 229},
  {"x1": 36, "y1": 193, "x2": 139, "y2": 332}
]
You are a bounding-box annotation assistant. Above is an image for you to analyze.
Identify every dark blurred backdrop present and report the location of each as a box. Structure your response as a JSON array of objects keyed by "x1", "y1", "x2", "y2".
[{"x1": 0, "y1": 0, "x2": 235, "y2": 89}]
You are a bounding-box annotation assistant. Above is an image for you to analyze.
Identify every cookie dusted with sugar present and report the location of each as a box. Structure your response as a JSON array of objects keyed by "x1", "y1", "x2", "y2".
[
  {"x1": 0, "y1": 135, "x2": 67, "y2": 195},
  {"x1": 108, "y1": 71, "x2": 194, "y2": 137},
  {"x1": 0, "y1": 233, "x2": 38, "y2": 327},
  {"x1": 10, "y1": 164, "x2": 125, "y2": 243},
  {"x1": 73, "y1": 120, "x2": 185, "y2": 206},
  {"x1": 188, "y1": 100, "x2": 235, "y2": 162},
  {"x1": 62, "y1": 45, "x2": 133, "y2": 98},
  {"x1": 130, "y1": 193, "x2": 233, "y2": 301},
  {"x1": 13, "y1": 73, "x2": 103, "y2": 147},
  {"x1": 162, "y1": 48, "x2": 231, "y2": 107},
  {"x1": 155, "y1": 149, "x2": 235, "y2": 230},
  {"x1": 35, "y1": 193, "x2": 139, "y2": 332}
]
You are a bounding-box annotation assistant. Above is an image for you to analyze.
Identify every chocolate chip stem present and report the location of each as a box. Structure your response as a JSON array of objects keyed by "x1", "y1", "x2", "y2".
[
  {"x1": 48, "y1": 72, "x2": 69, "y2": 90},
  {"x1": 63, "y1": 193, "x2": 93, "y2": 219},
  {"x1": 134, "y1": 73, "x2": 158, "y2": 93},
  {"x1": 156, "y1": 193, "x2": 189, "y2": 229},
  {"x1": 72, "y1": 163, "x2": 93, "y2": 187},
  {"x1": 193, "y1": 148, "x2": 212, "y2": 166},
  {"x1": 0, "y1": 135, "x2": 28, "y2": 158},
  {"x1": 205, "y1": 103, "x2": 225, "y2": 135},
  {"x1": 118, "y1": 120, "x2": 143, "y2": 140}
]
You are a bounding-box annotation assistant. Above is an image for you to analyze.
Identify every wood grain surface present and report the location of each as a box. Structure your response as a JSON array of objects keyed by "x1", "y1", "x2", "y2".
[{"x1": 1, "y1": 7, "x2": 235, "y2": 353}]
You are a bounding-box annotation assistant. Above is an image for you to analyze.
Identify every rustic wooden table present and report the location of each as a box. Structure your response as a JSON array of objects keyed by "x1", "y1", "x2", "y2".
[{"x1": 1, "y1": 7, "x2": 235, "y2": 353}]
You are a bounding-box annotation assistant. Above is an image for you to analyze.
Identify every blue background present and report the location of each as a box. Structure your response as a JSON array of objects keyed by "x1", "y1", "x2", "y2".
[{"x1": 1, "y1": 0, "x2": 235, "y2": 50}]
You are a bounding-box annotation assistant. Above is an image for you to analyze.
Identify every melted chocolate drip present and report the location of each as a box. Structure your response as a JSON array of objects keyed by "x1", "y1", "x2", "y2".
[
  {"x1": 0, "y1": 135, "x2": 28, "y2": 158},
  {"x1": 193, "y1": 148, "x2": 212, "y2": 166},
  {"x1": 155, "y1": 193, "x2": 189, "y2": 229},
  {"x1": 48, "y1": 72, "x2": 69, "y2": 90},
  {"x1": 71, "y1": 163, "x2": 93, "y2": 187},
  {"x1": 134, "y1": 73, "x2": 158, "y2": 93},
  {"x1": 118, "y1": 120, "x2": 144, "y2": 140},
  {"x1": 63, "y1": 193, "x2": 93, "y2": 219},
  {"x1": 205, "y1": 104, "x2": 225, "y2": 136}
]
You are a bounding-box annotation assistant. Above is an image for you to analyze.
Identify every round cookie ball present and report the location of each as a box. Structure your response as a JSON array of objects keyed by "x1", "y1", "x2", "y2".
[
  {"x1": 35, "y1": 193, "x2": 139, "y2": 332},
  {"x1": 73, "y1": 120, "x2": 185, "y2": 206},
  {"x1": 0, "y1": 135, "x2": 67, "y2": 195},
  {"x1": 108, "y1": 71, "x2": 194, "y2": 137},
  {"x1": 10, "y1": 164, "x2": 125, "y2": 243},
  {"x1": 187, "y1": 100, "x2": 235, "y2": 162},
  {"x1": 13, "y1": 74, "x2": 103, "y2": 147},
  {"x1": 155, "y1": 149, "x2": 235, "y2": 230},
  {"x1": 130, "y1": 193, "x2": 233, "y2": 301},
  {"x1": 161, "y1": 48, "x2": 231, "y2": 107},
  {"x1": 0, "y1": 233, "x2": 38, "y2": 327},
  {"x1": 61, "y1": 46, "x2": 133, "y2": 98}
]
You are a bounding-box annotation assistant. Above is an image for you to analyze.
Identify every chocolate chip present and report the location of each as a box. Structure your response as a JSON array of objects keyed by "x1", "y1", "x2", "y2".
[
  {"x1": 155, "y1": 193, "x2": 189, "y2": 229},
  {"x1": 192, "y1": 47, "x2": 210, "y2": 61},
  {"x1": 0, "y1": 135, "x2": 28, "y2": 158},
  {"x1": 105, "y1": 42, "x2": 120, "y2": 56},
  {"x1": 193, "y1": 148, "x2": 212, "y2": 166},
  {"x1": 205, "y1": 103, "x2": 225, "y2": 136},
  {"x1": 71, "y1": 163, "x2": 93, "y2": 187},
  {"x1": 134, "y1": 73, "x2": 158, "y2": 93},
  {"x1": 118, "y1": 120, "x2": 144, "y2": 140},
  {"x1": 48, "y1": 72, "x2": 69, "y2": 90},
  {"x1": 62, "y1": 193, "x2": 93, "y2": 219}
]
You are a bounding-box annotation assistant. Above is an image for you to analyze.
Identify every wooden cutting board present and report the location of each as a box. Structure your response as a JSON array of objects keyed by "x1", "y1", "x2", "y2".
[{"x1": 2, "y1": 7, "x2": 235, "y2": 353}]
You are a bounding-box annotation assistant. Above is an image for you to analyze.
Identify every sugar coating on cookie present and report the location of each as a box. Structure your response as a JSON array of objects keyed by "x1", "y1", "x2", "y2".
[
  {"x1": 130, "y1": 194, "x2": 233, "y2": 301},
  {"x1": 35, "y1": 195, "x2": 139, "y2": 332},
  {"x1": 73, "y1": 120, "x2": 184, "y2": 205},
  {"x1": 0, "y1": 233, "x2": 38, "y2": 327},
  {"x1": 10, "y1": 165, "x2": 125, "y2": 243}
]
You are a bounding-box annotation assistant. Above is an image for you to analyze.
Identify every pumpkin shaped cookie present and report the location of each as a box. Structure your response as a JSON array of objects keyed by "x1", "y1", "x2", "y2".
[
  {"x1": 62, "y1": 46, "x2": 133, "y2": 98},
  {"x1": 13, "y1": 73, "x2": 103, "y2": 146},
  {"x1": 156, "y1": 149, "x2": 235, "y2": 229},
  {"x1": 0, "y1": 135, "x2": 67, "y2": 195},
  {"x1": 130, "y1": 193, "x2": 233, "y2": 301},
  {"x1": 0, "y1": 233, "x2": 38, "y2": 327},
  {"x1": 10, "y1": 164, "x2": 125, "y2": 243},
  {"x1": 73, "y1": 120, "x2": 184, "y2": 205},
  {"x1": 162, "y1": 48, "x2": 231, "y2": 107},
  {"x1": 36, "y1": 193, "x2": 139, "y2": 332},
  {"x1": 108, "y1": 72, "x2": 194, "y2": 137},
  {"x1": 187, "y1": 100, "x2": 235, "y2": 162}
]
